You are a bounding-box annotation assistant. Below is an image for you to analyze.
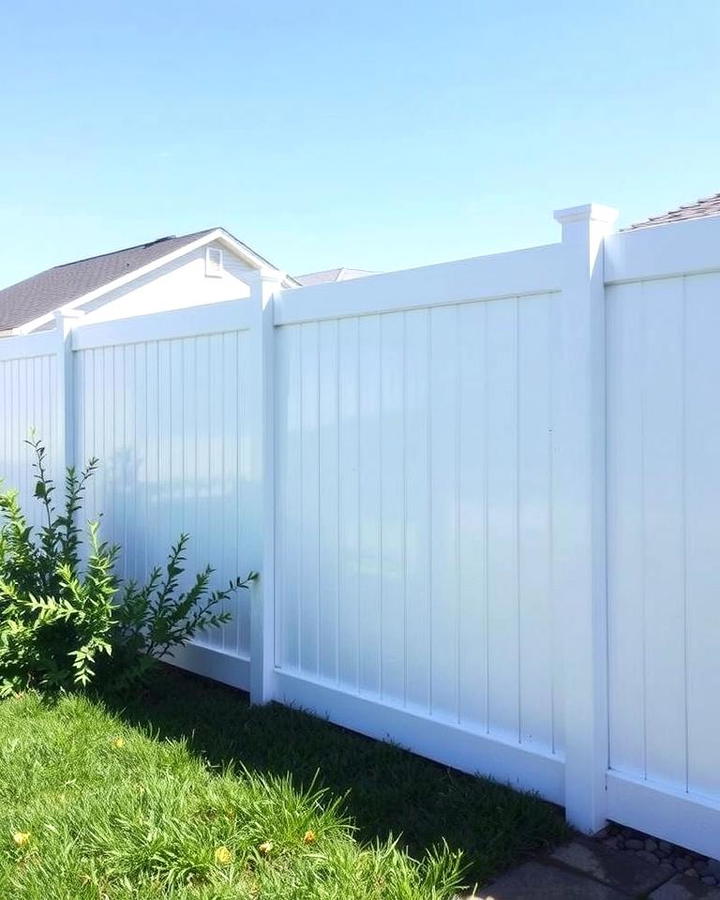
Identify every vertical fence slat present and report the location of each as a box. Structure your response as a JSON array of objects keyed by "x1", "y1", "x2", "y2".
[
  {"x1": 357, "y1": 315, "x2": 382, "y2": 696},
  {"x1": 403, "y1": 309, "x2": 431, "y2": 714},
  {"x1": 457, "y1": 302, "x2": 487, "y2": 730},
  {"x1": 318, "y1": 320, "x2": 340, "y2": 683},
  {"x1": 337, "y1": 317, "x2": 360, "y2": 692},
  {"x1": 379, "y1": 312, "x2": 405, "y2": 705}
]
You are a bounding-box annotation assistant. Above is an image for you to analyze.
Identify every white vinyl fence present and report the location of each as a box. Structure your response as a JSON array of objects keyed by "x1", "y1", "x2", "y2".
[{"x1": 1, "y1": 205, "x2": 720, "y2": 859}]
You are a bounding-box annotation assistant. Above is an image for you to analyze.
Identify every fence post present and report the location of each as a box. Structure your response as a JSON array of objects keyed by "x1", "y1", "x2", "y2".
[
  {"x1": 52, "y1": 309, "x2": 84, "y2": 482},
  {"x1": 553, "y1": 204, "x2": 618, "y2": 833},
  {"x1": 249, "y1": 273, "x2": 282, "y2": 704}
]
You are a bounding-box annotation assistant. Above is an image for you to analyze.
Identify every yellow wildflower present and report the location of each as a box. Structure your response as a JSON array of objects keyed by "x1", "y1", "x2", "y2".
[
  {"x1": 112, "y1": 737, "x2": 125, "y2": 749},
  {"x1": 12, "y1": 831, "x2": 30, "y2": 847},
  {"x1": 214, "y1": 846, "x2": 232, "y2": 865},
  {"x1": 258, "y1": 841, "x2": 273, "y2": 855},
  {"x1": 303, "y1": 830, "x2": 316, "y2": 844}
]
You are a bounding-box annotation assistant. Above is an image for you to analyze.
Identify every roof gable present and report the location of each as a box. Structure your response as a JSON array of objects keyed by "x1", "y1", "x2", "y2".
[
  {"x1": 0, "y1": 231, "x2": 217, "y2": 332},
  {"x1": 0, "y1": 227, "x2": 293, "y2": 334}
]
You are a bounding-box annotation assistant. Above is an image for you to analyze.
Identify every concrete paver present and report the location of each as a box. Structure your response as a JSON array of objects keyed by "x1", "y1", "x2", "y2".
[
  {"x1": 550, "y1": 837, "x2": 671, "y2": 895},
  {"x1": 649, "y1": 874, "x2": 720, "y2": 899},
  {"x1": 476, "y1": 859, "x2": 630, "y2": 899}
]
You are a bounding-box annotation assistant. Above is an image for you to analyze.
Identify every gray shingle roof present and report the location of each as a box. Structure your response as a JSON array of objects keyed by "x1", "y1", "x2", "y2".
[
  {"x1": 626, "y1": 193, "x2": 720, "y2": 230},
  {"x1": 0, "y1": 229, "x2": 216, "y2": 332}
]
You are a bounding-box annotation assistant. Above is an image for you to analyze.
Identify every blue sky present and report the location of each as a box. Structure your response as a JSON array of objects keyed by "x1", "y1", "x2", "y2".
[{"x1": 1, "y1": 1, "x2": 719, "y2": 285}]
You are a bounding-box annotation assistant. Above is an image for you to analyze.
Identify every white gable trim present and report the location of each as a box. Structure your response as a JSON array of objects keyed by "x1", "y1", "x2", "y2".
[{"x1": 12, "y1": 229, "x2": 298, "y2": 335}]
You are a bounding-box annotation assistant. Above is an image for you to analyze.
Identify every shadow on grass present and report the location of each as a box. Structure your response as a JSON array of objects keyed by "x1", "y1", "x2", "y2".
[{"x1": 99, "y1": 663, "x2": 569, "y2": 886}]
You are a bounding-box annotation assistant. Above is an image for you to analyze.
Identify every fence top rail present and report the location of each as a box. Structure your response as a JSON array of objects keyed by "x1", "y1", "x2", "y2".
[
  {"x1": 72, "y1": 296, "x2": 255, "y2": 351},
  {"x1": 0, "y1": 329, "x2": 56, "y2": 362},
  {"x1": 274, "y1": 242, "x2": 561, "y2": 325},
  {"x1": 606, "y1": 214, "x2": 720, "y2": 285}
]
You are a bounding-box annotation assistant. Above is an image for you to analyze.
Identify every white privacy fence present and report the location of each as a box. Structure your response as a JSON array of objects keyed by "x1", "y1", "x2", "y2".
[{"x1": 1, "y1": 205, "x2": 720, "y2": 858}]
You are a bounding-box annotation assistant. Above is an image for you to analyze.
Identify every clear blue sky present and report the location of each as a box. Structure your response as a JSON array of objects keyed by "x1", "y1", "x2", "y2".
[{"x1": 1, "y1": 1, "x2": 719, "y2": 285}]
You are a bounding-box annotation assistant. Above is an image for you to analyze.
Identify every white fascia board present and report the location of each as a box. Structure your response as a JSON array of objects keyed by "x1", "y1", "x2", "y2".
[{"x1": 211, "y1": 230, "x2": 299, "y2": 288}]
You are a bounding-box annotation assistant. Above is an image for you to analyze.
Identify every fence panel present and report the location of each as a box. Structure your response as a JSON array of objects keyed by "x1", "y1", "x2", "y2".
[
  {"x1": 72, "y1": 303, "x2": 258, "y2": 685},
  {"x1": 606, "y1": 223, "x2": 720, "y2": 857},
  {"x1": 273, "y1": 255, "x2": 565, "y2": 798}
]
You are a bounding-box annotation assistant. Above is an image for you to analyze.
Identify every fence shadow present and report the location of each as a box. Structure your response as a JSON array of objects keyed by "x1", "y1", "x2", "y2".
[{"x1": 100, "y1": 663, "x2": 568, "y2": 887}]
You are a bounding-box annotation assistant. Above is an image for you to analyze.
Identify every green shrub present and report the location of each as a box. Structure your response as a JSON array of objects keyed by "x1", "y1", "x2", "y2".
[
  {"x1": 0, "y1": 439, "x2": 255, "y2": 695},
  {"x1": 105, "y1": 532, "x2": 253, "y2": 690}
]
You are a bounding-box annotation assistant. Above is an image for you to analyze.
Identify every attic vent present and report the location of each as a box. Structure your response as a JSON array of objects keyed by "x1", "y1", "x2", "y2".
[{"x1": 205, "y1": 247, "x2": 224, "y2": 277}]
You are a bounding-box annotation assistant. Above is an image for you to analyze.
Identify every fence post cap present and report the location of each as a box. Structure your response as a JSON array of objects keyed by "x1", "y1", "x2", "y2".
[{"x1": 554, "y1": 204, "x2": 619, "y2": 226}]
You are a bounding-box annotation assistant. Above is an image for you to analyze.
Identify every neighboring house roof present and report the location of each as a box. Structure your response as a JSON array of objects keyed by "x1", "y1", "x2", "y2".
[
  {"x1": 0, "y1": 227, "x2": 295, "y2": 334},
  {"x1": 295, "y1": 267, "x2": 375, "y2": 286},
  {"x1": 625, "y1": 193, "x2": 720, "y2": 230}
]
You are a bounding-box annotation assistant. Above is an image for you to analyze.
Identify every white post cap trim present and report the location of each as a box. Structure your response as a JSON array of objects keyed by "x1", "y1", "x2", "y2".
[{"x1": 554, "y1": 204, "x2": 619, "y2": 226}]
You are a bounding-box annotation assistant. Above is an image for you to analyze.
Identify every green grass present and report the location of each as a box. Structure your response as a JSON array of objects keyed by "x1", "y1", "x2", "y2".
[{"x1": 0, "y1": 665, "x2": 569, "y2": 898}]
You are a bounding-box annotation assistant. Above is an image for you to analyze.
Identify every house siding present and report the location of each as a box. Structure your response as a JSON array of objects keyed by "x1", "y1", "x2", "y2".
[{"x1": 79, "y1": 241, "x2": 255, "y2": 325}]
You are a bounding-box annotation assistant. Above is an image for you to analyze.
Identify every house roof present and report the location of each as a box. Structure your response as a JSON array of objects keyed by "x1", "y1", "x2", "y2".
[
  {"x1": 626, "y1": 193, "x2": 720, "y2": 230},
  {"x1": 0, "y1": 227, "x2": 292, "y2": 333},
  {"x1": 295, "y1": 267, "x2": 375, "y2": 286}
]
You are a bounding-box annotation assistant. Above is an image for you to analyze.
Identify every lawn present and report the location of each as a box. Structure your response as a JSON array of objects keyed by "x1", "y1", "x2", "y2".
[{"x1": 0, "y1": 665, "x2": 568, "y2": 898}]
